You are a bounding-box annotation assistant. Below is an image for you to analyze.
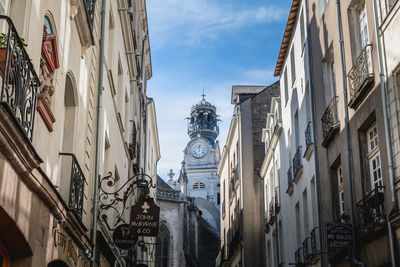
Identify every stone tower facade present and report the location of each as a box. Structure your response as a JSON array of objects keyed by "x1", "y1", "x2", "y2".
[{"x1": 183, "y1": 95, "x2": 221, "y2": 209}]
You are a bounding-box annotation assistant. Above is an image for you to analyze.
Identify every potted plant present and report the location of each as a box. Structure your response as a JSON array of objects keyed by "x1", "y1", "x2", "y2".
[{"x1": 0, "y1": 33, "x2": 28, "y2": 78}]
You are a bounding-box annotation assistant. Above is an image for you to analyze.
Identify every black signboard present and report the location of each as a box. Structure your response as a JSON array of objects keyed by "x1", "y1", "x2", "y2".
[
  {"x1": 130, "y1": 196, "x2": 160, "y2": 237},
  {"x1": 326, "y1": 222, "x2": 353, "y2": 248},
  {"x1": 112, "y1": 224, "x2": 138, "y2": 250}
]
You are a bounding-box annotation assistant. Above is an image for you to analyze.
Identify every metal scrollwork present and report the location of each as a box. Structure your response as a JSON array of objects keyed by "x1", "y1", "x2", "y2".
[{"x1": 99, "y1": 172, "x2": 156, "y2": 226}]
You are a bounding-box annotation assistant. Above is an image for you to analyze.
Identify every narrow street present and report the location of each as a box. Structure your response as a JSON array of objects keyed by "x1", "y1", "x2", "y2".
[{"x1": 0, "y1": 1, "x2": 400, "y2": 267}]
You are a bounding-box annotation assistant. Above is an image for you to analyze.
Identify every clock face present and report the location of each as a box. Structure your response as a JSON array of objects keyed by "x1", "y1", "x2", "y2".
[{"x1": 191, "y1": 141, "x2": 208, "y2": 158}]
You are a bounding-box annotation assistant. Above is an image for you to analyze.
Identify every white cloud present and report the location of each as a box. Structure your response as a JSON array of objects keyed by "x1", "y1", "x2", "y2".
[{"x1": 147, "y1": 0, "x2": 286, "y2": 47}]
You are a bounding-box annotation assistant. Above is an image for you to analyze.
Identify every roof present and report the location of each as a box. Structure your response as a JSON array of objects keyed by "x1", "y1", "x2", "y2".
[
  {"x1": 156, "y1": 175, "x2": 174, "y2": 191},
  {"x1": 274, "y1": 0, "x2": 301, "y2": 77}
]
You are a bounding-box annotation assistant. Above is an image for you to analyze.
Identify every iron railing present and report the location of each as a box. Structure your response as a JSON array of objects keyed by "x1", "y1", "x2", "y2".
[
  {"x1": 84, "y1": 0, "x2": 96, "y2": 30},
  {"x1": 274, "y1": 187, "x2": 280, "y2": 214},
  {"x1": 229, "y1": 229, "x2": 241, "y2": 258},
  {"x1": 268, "y1": 201, "x2": 275, "y2": 225},
  {"x1": 321, "y1": 96, "x2": 340, "y2": 147},
  {"x1": 310, "y1": 227, "x2": 321, "y2": 256},
  {"x1": 293, "y1": 146, "x2": 303, "y2": 180},
  {"x1": 59, "y1": 153, "x2": 86, "y2": 219},
  {"x1": 305, "y1": 121, "x2": 313, "y2": 148},
  {"x1": 356, "y1": 186, "x2": 385, "y2": 232},
  {"x1": 287, "y1": 166, "x2": 294, "y2": 193},
  {"x1": 295, "y1": 247, "x2": 304, "y2": 266},
  {"x1": 0, "y1": 16, "x2": 39, "y2": 141},
  {"x1": 302, "y1": 238, "x2": 311, "y2": 264},
  {"x1": 348, "y1": 44, "x2": 374, "y2": 107}
]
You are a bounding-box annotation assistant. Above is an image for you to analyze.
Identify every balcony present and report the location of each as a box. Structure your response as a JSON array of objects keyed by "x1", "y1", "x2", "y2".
[
  {"x1": 274, "y1": 187, "x2": 280, "y2": 214},
  {"x1": 59, "y1": 153, "x2": 86, "y2": 219},
  {"x1": 348, "y1": 44, "x2": 374, "y2": 109},
  {"x1": 309, "y1": 227, "x2": 321, "y2": 263},
  {"x1": 0, "y1": 16, "x2": 39, "y2": 141},
  {"x1": 229, "y1": 229, "x2": 241, "y2": 258},
  {"x1": 286, "y1": 166, "x2": 294, "y2": 195},
  {"x1": 303, "y1": 121, "x2": 314, "y2": 160},
  {"x1": 321, "y1": 96, "x2": 340, "y2": 148},
  {"x1": 264, "y1": 210, "x2": 270, "y2": 233},
  {"x1": 268, "y1": 201, "x2": 275, "y2": 225},
  {"x1": 295, "y1": 247, "x2": 305, "y2": 267},
  {"x1": 293, "y1": 146, "x2": 303, "y2": 183},
  {"x1": 356, "y1": 186, "x2": 385, "y2": 233},
  {"x1": 300, "y1": 227, "x2": 321, "y2": 265},
  {"x1": 74, "y1": 0, "x2": 96, "y2": 46}
]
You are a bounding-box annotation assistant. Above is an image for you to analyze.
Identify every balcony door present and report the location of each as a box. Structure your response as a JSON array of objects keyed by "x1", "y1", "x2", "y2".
[
  {"x1": 367, "y1": 124, "x2": 382, "y2": 190},
  {"x1": 358, "y1": 2, "x2": 369, "y2": 50}
]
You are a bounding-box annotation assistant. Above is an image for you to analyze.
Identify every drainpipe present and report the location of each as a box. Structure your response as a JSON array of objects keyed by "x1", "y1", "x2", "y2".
[
  {"x1": 143, "y1": 98, "x2": 154, "y2": 173},
  {"x1": 372, "y1": 0, "x2": 399, "y2": 265},
  {"x1": 91, "y1": 0, "x2": 107, "y2": 265},
  {"x1": 304, "y1": 0, "x2": 325, "y2": 265},
  {"x1": 272, "y1": 149, "x2": 280, "y2": 265},
  {"x1": 137, "y1": 33, "x2": 148, "y2": 172},
  {"x1": 336, "y1": 1, "x2": 364, "y2": 265}
]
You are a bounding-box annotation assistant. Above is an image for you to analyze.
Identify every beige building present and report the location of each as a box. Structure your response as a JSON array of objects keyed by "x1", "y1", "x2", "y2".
[
  {"x1": 217, "y1": 83, "x2": 279, "y2": 267},
  {"x1": 0, "y1": 0, "x2": 158, "y2": 266},
  {"x1": 308, "y1": 0, "x2": 399, "y2": 265}
]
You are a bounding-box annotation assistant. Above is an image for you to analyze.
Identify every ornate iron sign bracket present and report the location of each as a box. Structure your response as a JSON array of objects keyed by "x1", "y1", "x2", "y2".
[{"x1": 99, "y1": 172, "x2": 156, "y2": 227}]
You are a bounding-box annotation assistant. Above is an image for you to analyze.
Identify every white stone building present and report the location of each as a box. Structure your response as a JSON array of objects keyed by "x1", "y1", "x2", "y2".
[
  {"x1": 0, "y1": 0, "x2": 158, "y2": 266},
  {"x1": 267, "y1": 0, "x2": 321, "y2": 266}
]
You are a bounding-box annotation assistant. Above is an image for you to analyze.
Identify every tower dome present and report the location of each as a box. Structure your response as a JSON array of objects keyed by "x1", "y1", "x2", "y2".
[{"x1": 187, "y1": 94, "x2": 220, "y2": 142}]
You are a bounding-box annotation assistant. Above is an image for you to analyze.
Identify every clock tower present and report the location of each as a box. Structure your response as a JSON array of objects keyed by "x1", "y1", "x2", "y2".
[{"x1": 182, "y1": 94, "x2": 221, "y2": 210}]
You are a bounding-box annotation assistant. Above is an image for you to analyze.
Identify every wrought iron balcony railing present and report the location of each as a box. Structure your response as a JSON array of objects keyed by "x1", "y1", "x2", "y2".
[
  {"x1": 304, "y1": 121, "x2": 314, "y2": 159},
  {"x1": 229, "y1": 229, "x2": 241, "y2": 258},
  {"x1": 287, "y1": 166, "x2": 294, "y2": 194},
  {"x1": 302, "y1": 237, "x2": 311, "y2": 264},
  {"x1": 84, "y1": 0, "x2": 96, "y2": 30},
  {"x1": 0, "y1": 16, "x2": 39, "y2": 141},
  {"x1": 321, "y1": 96, "x2": 340, "y2": 147},
  {"x1": 274, "y1": 187, "x2": 280, "y2": 214},
  {"x1": 356, "y1": 186, "x2": 385, "y2": 233},
  {"x1": 348, "y1": 44, "x2": 374, "y2": 108},
  {"x1": 295, "y1": 247, "x2": 305, "y2": 266},
  {"x1": 59, "y1": 153, "x2": 86, "y2": 219},
  {"x1": 268, "y1": 200, "x2": 275, "y2": 225},
  {"x1": 293, "y1": 146, "x2": 303, "y2": 183},
  {"x1": 309, "y1": 227, "x2": 321, "y2": 263}
]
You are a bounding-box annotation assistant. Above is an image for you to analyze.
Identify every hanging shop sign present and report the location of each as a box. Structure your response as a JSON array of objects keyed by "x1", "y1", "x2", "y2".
[
  {"x1": 112, "y1": 224, "x2": 138, "y2": 250},
  {"x1": 326, "y1": 222, "x2": 353, "y2": 248},
  {"x1": 130, "y1": 196, "x2": 160, "y2": 237}
]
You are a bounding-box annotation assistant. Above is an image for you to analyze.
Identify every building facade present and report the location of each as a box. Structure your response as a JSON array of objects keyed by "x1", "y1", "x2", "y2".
[
  {"x1": 308, "y1": 0, "x2": 399, "y2": 265},
  {"x1": 217, "y1": 83, "x2": 280, "y2": 267},
  {"x1": 266, "y1": 1, "x2": 322, "y2": 266},
  {"x1": 0, "y1": 0, "x2": 159, "y2": 266}
]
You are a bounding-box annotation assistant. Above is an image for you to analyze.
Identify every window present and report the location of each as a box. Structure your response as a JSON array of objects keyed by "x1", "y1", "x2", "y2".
[
  {"x1": 0, "y1": 0, "x2": 10, "y2": 15},
  {"x1": 367, "y1": 124, "x2": 382, "y2": 189},
  {"x1": 193, "y1": 182, "x2": 206, "y2": 189},
  {"x1": 337, "y1": 165, "x2": 345, "y2": 216},
  {"x1": 217, "y1": 193, "x2": 220, "y2": 205},
  {"x1": 379, "y1": 0, "x2": 398, "y2": 22},
  {"x1": 300, "y1": 9, "x2": 306, "y2": 49},
  {"x1": 290, "y1": 47, "x2": 296, "y2": 86},
  {"x1": 319, "y1": 0, "x2": 329, "y2": 15},
  {"x1": 295, "y1": 202, "x2": 301, "y2": 247},
  {"x1": 44, "y1": 16, "x2": 53, "y2": 34},
  {"x1": 155, "y1": 224, "x2": 170, "y2": 267},
  {"x1": 303, "y1": 189, "x2": 309, "y2": 235},
  {"x1": 284, "y1": 68, "x2": 289, "y2": 104},
  {"x1": 323, "y1": 47, "x2": 336, "y2": 106},
  {"x1": 358, "y1": 2, "x2": 369, "y2": 50}
]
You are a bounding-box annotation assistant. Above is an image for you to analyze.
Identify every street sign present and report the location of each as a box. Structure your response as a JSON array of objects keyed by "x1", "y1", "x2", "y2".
[
  {"x1": 130, "y1": 196, "x2": 160, "y2": 237},
  {"x1": 326, "y1": 222, "x2": 353, "y2": 248},
  {"x1": 112, "y1": 224, "x2": 138, "y2": 250}
]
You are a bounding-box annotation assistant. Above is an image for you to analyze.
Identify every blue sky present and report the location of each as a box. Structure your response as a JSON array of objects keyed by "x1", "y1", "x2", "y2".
[{"x1": 146, "y1": 0, "x2": 292, "y2": 180}]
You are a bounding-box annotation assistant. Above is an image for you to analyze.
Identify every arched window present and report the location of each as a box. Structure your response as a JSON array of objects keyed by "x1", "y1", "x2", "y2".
[
  {"x1": 155, "y1": 224, "x2": 170, "y2": 267},
  {"x1": 193, "y1": 182, "x2": 206, "y2": 189},
  {"x1": 44, "y1": 16, "x2": 53, "y2": 34},
  {"x1": 37, "y1": 13, "x2": 59, "y2": 131},
  {"x1": 48, "y1": 260, "x2": 68, "y2": 267}
]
